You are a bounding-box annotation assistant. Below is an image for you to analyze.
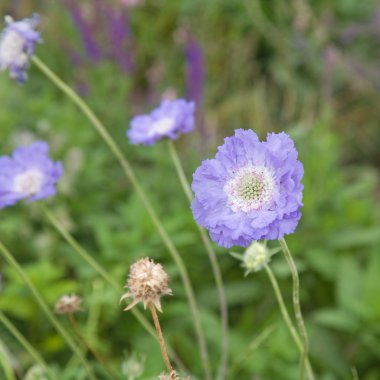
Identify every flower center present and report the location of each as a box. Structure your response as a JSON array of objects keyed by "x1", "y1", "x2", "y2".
[
  {"x1": 224, "y1": 165, "x2": 275, "y2": 213},
  {"x1": 13, "y1": 169, "x2": 44, "y2": 196},
  {"x1": 0, "y1": 30, "x2": 25, "y2": 66},
  {"x1": 149, "y1": 117, "x2": 175, "y2": 136}
]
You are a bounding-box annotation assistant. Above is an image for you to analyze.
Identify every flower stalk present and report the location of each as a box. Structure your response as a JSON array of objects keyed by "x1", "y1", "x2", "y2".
[
  {"x1": 67, "y1": 312, "x2": 118, "y2": 380},
  {"x1": 264, "y1": 264, "x2": 314, "y2": 380},
  {"x1": 278, "y1": 238, "x2": 314, "y2": 380},
  {"x1": 149, "y1": 303, "x2": 173, "y2": 374}
]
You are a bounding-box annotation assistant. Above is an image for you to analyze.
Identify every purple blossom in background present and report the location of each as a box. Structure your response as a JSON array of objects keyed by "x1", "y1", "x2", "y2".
[
  {"x1": 191, "y1": 129, "x2": 304, "y2": 248},
  {"x1": 0, "y1": 14, "x2": 41, "y2": 83},
  {"x1": 185, "y1": 37, "x2": 204, "y2": 107},
  {"x1": 127, "y1": 99, "x2": 195, "y2": 145},
  {"x1": 0, "y1": 142, "x2": 63, "y2": 209},
  {"x1": 106, "y1": 7, "x2": 133, "y2": 73},
  {"x1": 64, "y1": 1, "x2": 135, "y2": 81},
  {"x1": 120, "y1": 0, "x2": 144, "y2": 7},
  {"x1": 67, "y1": 2, "x2": 101, "y2": 62}
]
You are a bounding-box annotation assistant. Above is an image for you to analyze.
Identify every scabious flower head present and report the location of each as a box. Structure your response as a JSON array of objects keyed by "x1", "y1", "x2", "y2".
[
  {"x1": 121, "y1": 258, "x2": 172, "y2": 312},
  {"x1": 127, "y1": 99, "x2": 195, "y2": 146},
  {"x1": 0, "y1": 141, "x2": 63, "y2": 209},
  {"x1": 55, "y1": 294, "x2": 82, "y2": 314},
  {"x1": 191, "y1": 129, "x2": 304, "y2": 248},
  {"x1": 0, "y1": 14, "x2": 41, "y2": 83}
]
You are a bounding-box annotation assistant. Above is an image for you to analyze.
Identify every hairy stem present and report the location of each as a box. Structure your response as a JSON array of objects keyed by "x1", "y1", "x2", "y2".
[
  {"x1": 168, "y1": 140, "x2": 228, "y2": 380},
  {"x1": 264, "y1": 264, "x2": 314, "y2": 380},
  {"x1": 279, "y1": 238, "x2": 311, "y2": 380},
  {"x1": 148, "y1": 304, "x2": 173, "y2": 374},
  {"x1": 0, "y1": 240, "x2": 97, "y2": 380}
]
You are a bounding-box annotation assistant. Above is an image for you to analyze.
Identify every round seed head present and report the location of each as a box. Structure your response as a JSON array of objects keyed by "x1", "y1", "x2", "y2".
[
  {"x1": 54, "y1": 294, "x2": 82, "y2": 315},
  {"x1": 121, "y1": 258, "x2": 172, "y2": 312}
]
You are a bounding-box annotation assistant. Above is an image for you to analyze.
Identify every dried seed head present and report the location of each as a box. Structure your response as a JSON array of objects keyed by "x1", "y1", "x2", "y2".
[
  {"x1": 121, "y1": 257, "x2": 172, "y2": 312},
  {"x1": 159, "y1": 371, "x2": 190, "y2": 380},
  {"x1": 54, "y1": 294, "x2": 82, "y2": 314}
]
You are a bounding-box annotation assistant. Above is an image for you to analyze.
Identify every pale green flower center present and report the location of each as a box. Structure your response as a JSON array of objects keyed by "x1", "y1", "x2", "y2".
[{"x1": 224, "y1": 165, "x2": 275, "y2": 213}]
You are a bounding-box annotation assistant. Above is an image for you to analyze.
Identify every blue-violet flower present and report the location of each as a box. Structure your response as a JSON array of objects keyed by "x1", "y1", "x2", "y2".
[
  {"x1": 0, "y1": 14, "x2": 41, "y2": 83},
  {"x1": 0, "y1": 141, "x2": 63, "y2": 209},
  {"x1": 191, "y1": 129, "x2": 304, "y2": 248},
  {"x1": 127, "y1": 99, "x2": 195, "y2": 145}
]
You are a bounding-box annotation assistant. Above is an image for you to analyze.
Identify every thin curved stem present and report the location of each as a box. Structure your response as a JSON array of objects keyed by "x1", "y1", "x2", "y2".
[
  {"x1": 228, "y1": 324, "x2": 276, "y2": 378},
  {"x1": 0, "y1": 240, "x2": 97, "y2": 380},
  {"x1": 32, "y1": 56, "x2": 210, "y2": 380},
  {"x1": 264, "y1": 265, "x2": 314, "y2": 380},
  {"x1": 68, "y1": 313, "x2": 119, "y2": 380},
  {"x1": 148, "y1": 304, "x2": 173, "y2": 374},
  {"x1": 279, "y1": 238, "x2": 312, "y2": 380},
  {"x1": 0, "y1": 312, "x2": 58, "y2": 380},
  {"x1": 168, "y1": 140, "x2": 229, "y2": 380}
]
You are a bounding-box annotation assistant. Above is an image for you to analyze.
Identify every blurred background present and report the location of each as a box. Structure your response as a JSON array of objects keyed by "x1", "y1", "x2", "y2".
[{"x1": 0, "y1": 0, "x2": 380, "y2": 379}]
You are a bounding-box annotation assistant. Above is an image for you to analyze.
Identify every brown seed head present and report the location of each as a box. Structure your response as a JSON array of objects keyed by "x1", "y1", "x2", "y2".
[
  {"x1": 159, "y1": 371, "x2": 190, "y2": 380},
  {"x1": 54, "y1": 294, "x2": 82, "y2": 315},
  {"x1": 121, "y1": 257, "x2": 172, "y2": 312}
]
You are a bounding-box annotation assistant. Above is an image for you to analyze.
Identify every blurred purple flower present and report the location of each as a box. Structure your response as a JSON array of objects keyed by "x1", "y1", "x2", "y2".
[
  {"x1": 0, "y1": 141, "x2": 63, "y2": 209},
  {"x1": 106, "y1": 7, "x2": 133, "y2": 73},
  {"x1": 67, "y1": 2, "x2": 101, "y2": 61},
  {"x1": 0, "y1": 14, "x2": 41, "y2": 83},
  {"x1": 191, "y1": 129, "x2": 304, "y2": 248},
  {"x1": 120, "y1": 0, "x2": 144, "y2": 8},
  {"x1": 185, "y1": 37, "x2": 204, "y2": 107},
  {"x1": 127, "y1": 99, "x2": 195, "y2": 145}
]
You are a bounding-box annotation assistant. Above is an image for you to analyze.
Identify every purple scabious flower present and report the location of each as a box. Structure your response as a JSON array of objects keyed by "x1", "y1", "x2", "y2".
[
  {"x1": 127, "y1": 99, "x2": 195, "y2": 146},
  {"x1": 191, "y1": 129, "x2": 304, "y2": 248},
  {"x1": 0, "y1": 142, "x2": 63, "y2": 209},
  {"x1": 0, "y1": 14, "x2": 41, "y2": 83}
]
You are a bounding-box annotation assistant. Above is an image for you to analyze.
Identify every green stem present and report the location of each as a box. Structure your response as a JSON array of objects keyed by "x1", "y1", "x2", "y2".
[
  {"x1": 0, "y1": 240, "x2": 97, "y2": 380},
  {"x1": 0, "y1": 312, "x2": 57, "y2": 380},
  {"x1": 228, "y1": 324, "x2": 276, "y2": 378},
  {"x1": 168, "y1": 140, "x2": 228, "y2": 380},
  {"x1": 0, "y1": 340, "x2": 16, "y2": 380},
  {"x1": 279, "y1": 238, "x2": 312, "y2": 380},
  {"x1": 68, "y1": 313, "x2": 119, "y2": 380},
  {"x1": 264, "y1": 263, "x2": 314, "y2": 380},
  {"x1": 32, "y1": 56, "x2": 209, "y2": 379}
]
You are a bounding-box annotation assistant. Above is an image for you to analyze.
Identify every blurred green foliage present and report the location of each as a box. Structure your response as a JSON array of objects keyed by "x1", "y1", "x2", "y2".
[{"x1": 0, "y1": 0, "x2": 380, "y2": 379}]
